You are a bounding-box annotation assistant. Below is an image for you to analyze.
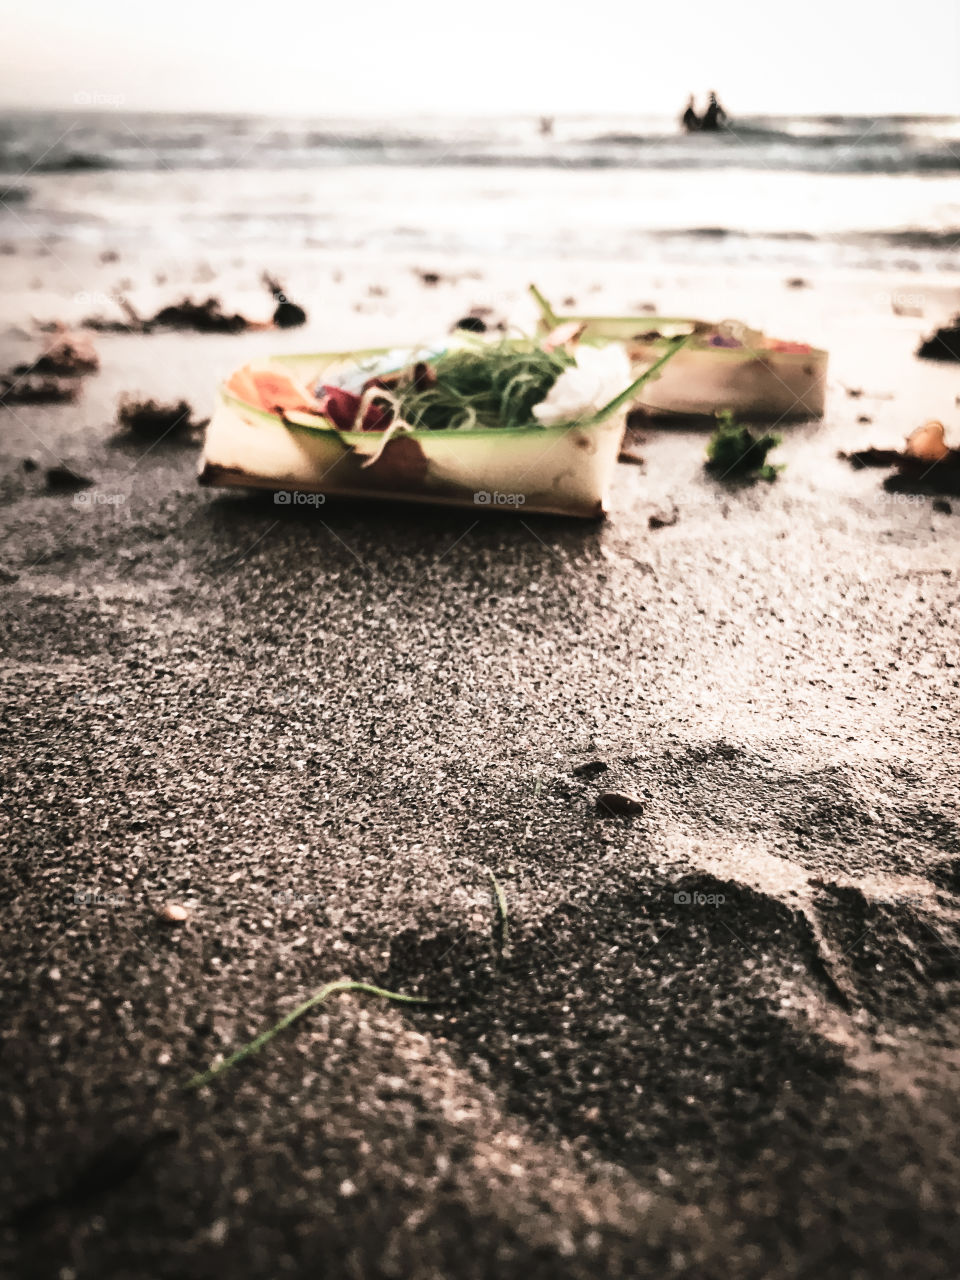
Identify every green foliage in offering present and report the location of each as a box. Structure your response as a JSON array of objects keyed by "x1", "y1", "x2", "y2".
[
  {"x1": 396, "y1": 339, "x2": 574, "y2": 432},
  {"x1": 706, "y1": 409, "x2": 783, "y2": 481}
]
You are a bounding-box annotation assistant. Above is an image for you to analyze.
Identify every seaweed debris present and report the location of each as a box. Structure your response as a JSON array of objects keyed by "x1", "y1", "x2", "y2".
[
  {"x1": 0, "y1": 330, "x2": 99, "y2": 404},
  {"x1": 115, "y1": 396, "x2": 207, "y2": 443},
  {"x1": 917, "y1": 316, "x2": 960, "y2": 363},
  {"x1": 26, "y1": 331, "x2": 100, "y2": 377},
  {"x1": 45, "y1": 466, "x2": 93, "y2": 493},
  {"x1": 1, "y1": 375, "x2": 80, "y2": 405},
  {"x1": 705, "y1": 410, "x2": 782, "y2": 481},
  {"x1": 262, "y1": 274, "x2": 307, "y2": 328},
  {"x1": 840, "y1": 420, "x2": 960, "y2": 495}
]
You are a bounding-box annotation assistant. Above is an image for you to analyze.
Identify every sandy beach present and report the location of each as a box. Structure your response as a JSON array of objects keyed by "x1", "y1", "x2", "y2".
[{"x1": 1, "y1": 221, "x2": 959, "y2": 1279}]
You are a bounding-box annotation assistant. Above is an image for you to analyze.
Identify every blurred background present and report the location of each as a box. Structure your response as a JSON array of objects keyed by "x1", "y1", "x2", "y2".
[{"x1": 1, "y1": 0, "x2": 958, "y2": 285}]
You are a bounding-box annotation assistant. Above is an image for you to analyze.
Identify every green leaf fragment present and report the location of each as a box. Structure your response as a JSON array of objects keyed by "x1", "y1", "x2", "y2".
[
  {"x1": 705, "y1": 409, "x2": 783, "y2": 481},
  {"x1": 488, "y1": 871, "x2": 509, "y2": 950}
]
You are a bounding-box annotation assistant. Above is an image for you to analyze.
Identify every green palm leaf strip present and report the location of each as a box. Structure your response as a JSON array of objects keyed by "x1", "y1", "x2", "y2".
[
  {"x1": 559, "y1": 333, "x2": 690, "y2": 428},
  {"x1": 529, "y1": 283, "x2": 560, "y2": 328}
]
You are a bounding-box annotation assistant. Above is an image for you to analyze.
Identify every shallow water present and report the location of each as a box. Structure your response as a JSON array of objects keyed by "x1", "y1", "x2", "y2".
[{"x1": 2, "y1": 111, "x2": 959, "y2": 275}]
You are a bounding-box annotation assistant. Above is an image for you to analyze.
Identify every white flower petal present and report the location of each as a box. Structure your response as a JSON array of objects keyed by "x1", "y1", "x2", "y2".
[{"x1": 533, "y1": 344, "x2": 631, "y2": 425}]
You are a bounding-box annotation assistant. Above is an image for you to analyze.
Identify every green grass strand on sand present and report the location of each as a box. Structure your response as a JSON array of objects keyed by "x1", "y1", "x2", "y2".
[
  {"x1": 184, "y1": 981, "x2": 427, "y2": 1089},
  {"x1": 488, "y1": 870, "x2": 509, "y2": 950},
  {"x1": 186, "y1": 877, "x2": 514, "y2": 1090}
]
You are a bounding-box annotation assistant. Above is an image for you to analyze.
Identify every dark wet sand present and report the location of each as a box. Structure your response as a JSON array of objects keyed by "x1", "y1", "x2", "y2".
[{"x1": 2, "y1": 254, "x2": 959, "y2": 1279}]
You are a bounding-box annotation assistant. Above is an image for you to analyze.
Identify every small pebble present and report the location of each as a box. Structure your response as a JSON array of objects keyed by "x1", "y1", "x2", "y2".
[
  {"x1": 454, "y1": 315, "x2": 486, "y2": 333},
  {"x1": 596, "y1": 791, "x2": 644, "y2": 816},
  {"x1": 272, "y1": 299, "x2": 307, "y2": 329},
  {"x1": 45, "y1": 466, "x2": 93, "y2": 492},
  {"x1": 573, "y1": 760, "x2": 609, "y2": 778},
  {"x1": 158, "y1": 902, "x2": 189, "y2": 923},
  {"x1": 207, "y1": 1218, "x2": 229, "y2": 1246},
  {"x1": 649, "y1": 507, "x2": 679, "y2": 530}
]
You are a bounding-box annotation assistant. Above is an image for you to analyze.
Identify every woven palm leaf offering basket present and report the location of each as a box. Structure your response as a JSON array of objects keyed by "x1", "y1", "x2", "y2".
[
  {"x1": 199, "y1": 330, "x2": 686, "y2": 518},
  {"x1": 531, "y1": 286, "x2": 827, "y2": 421}
]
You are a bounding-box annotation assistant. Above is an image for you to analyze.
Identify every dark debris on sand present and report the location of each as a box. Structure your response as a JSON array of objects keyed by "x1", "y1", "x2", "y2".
[
  {"x1": 1, "y1": 375, "x2": 80, "y2": 405},
  {"x1": 454, "y1": 315, "x2": 488, "y2": 333},
  {"x1": 648, "y1": 506, "x2": 679, "y2": 530},
  {"x1": 841, "y1": 447, "x2": 903, "y2": 469},
  {"x1": 83, "y1": 278, "x2": 307, "y2": 335},
  {"x1": 916, "y1": 315, "x2": 960, "y2": 362},
  {"x1": 262, "y1": 274, "x2": 308, "y2": 329},
  {"x1": 885, "y1": 461, "x2": 960, "y2": 497},
  {"x1": 149, "y1": 297, "x2": 252, "y2": 334},
  {"x1": 572, "y1": 760, "x2": 609, "y2": 778},
  {"x1": 840, "y1": 422, "x2": 960, "y2": 495},
  {"x1": 26, "y1": 332, "x2": 100, "y2": 377},
  {"x1": 115, "y1": 396, "x2": 207, "y2": 444},
  {"x1": 620, "y1": 413, "x2": 649, "y2": 463},
  {"x1": 453, "y1": 306, "x2": 507, "y2": 335},
  {"x1": 272, "y1": 298, "x2": 307, "y2": 329},
  {"x1": 595, "y1": 790, "x2": 645, "y2": 816},
  {"x1": 81, "y1": 295, "x2": 248, "y2": 334},
  {"x1": 44, "y1": 465, "x2": 93, "y2": 492},
  {"x1": 1, "y1": 331, "x2": 99, "y2": 405}
]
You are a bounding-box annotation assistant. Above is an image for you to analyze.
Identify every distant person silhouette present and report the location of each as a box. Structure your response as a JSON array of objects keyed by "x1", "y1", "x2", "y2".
[
  {"x1": 701, "y1": 91, "x2": 727, "y2": 132},
  {"x1": 680, "y1": 95, "x2": 700, "y2": 132}
]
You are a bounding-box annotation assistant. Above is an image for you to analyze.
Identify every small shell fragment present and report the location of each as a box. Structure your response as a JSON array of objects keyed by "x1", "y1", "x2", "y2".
[
  {"x1": 904, "y1": 420, "x2": 950, "y2": 464},
  {"x1": 596, "y1": 791, "x2": 645, "y2": 816},
  {"x1": 158, "y1": 902, "x2": 189, "y2": 923},
  {"x1": 542, "y1": 320, "x2": 587, "y2": 353}
]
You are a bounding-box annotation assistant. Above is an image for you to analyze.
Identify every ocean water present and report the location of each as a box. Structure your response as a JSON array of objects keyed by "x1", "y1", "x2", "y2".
[{"x1": 1, "y1": 110, "x2": 959, "y2": 273}]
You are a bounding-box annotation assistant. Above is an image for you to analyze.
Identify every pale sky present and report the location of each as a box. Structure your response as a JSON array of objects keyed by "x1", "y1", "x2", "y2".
[{"x1": 1, "y1": 0, "x2": 958, "y2": 116}]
